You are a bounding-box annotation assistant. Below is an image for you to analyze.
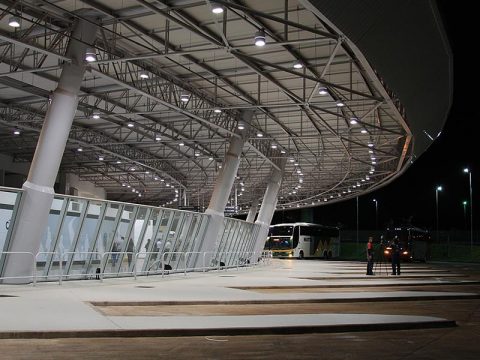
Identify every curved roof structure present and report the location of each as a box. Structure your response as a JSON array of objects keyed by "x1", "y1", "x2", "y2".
[{"x1": 0, "y1": 0, "x2": 451, "y2": 213}]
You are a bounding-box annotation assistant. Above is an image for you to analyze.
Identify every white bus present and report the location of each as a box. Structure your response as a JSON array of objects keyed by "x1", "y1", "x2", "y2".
[{"x1": 265, "y1": 222, "x2": 340, "y2": 259}]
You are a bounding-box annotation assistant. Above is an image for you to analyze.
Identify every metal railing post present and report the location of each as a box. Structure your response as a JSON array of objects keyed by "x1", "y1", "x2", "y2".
[
  {"x1": 59, "y1": 252, "x2": 63, "y2": 286},
  {"x1": 134, "y1": 253, "x2": 140, "y2": 280}
]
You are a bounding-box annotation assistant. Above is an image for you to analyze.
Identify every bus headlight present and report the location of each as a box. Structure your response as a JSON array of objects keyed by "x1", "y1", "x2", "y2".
[
  {"x1": 402, "y1": 251, "x2": 408, "y2": 255},
  {"x1": 288, "y1": 253, "x2": 293, "y2": 258},
  {"x1": 384, "y1": 250, "x2": 390, "y2": 255}
]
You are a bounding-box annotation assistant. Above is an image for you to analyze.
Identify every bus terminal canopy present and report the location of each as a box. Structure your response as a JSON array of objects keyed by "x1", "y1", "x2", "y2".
[{"x1": 0, "y1": 0, "x2": 451, "y2": 213}]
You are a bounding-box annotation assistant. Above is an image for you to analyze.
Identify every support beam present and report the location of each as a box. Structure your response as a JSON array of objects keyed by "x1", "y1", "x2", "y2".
[
  {"x1": 246, "y1": 198, "x2": 260, "y2": 223},
  {"x1": 252, "y1": 159, "x2": 286, "y2": 260},
  {"x1": 194, "y1": 111, "x2": 252, "y2": 268},
  {"x1": 1, "y1": 19, "x2": 97, "y2": 283}
]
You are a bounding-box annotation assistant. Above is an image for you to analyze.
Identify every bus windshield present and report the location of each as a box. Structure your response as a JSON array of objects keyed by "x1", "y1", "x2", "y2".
[
  {"x1": 268, "y1": 226, "x2": 294, "y2": 236},
  {"x1": 265, "y1": 237, "x2": 292, "y2": 250}
]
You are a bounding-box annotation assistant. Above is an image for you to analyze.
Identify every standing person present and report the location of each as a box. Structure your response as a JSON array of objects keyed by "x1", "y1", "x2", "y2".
[
  {"x1": 111, "y1": 241, "x2": 119, "y2": 266},
  {"x1": 391, "y1": 236, "x2": 401, "y2": 275},
  {"x1": 127, "y1": 238, "x2": 134, "y2": 268},
  {"x1": 366, "y1": 236, "x2": 374, "y2": 275}
]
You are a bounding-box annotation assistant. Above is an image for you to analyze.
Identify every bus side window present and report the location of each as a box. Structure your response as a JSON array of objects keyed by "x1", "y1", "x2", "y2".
[{"x1": 293, "y1": 226, "x2": 300, "y2": 248}]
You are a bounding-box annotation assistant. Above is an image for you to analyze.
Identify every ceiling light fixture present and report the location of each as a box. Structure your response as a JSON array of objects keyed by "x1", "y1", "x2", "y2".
[
  {"x1": 293, "y1": 61, "x2": 303, "y2": 69},
  {"x1": 180, "y1": 94, "x2": 190, "y2": 102},
  {"x1": 84, "y1": 47, "x2": 97, "y2": 62},
  {"x1": 211, "y1": 2, "x2": 224, "y2": 14},
  {"x1": 139, "y1": 70, "x2": 149, "y2": 79},
  {"x1": 318, "y1": 87, "x2": 328, "y2": 95},
  {"x1": 350, "y1": 117, "x2": 358, "y2": 125},
  {"x1": 214, "y1": 107, "x2": 222, "y2": 113},
  {"x1": 336, "y1": 100, "x2": 345, "y2": 107},
  {"x1": 8, "y1": 16, "x2": 21, "y2": 28},
  {"x1": 254, "y1": 29, "x2": 266, "y2": 47}
]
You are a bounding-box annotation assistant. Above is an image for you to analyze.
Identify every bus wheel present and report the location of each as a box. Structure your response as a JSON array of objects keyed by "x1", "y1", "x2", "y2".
[{"x1": 299, "y1": 250, "x2": 304, "y2": 259}]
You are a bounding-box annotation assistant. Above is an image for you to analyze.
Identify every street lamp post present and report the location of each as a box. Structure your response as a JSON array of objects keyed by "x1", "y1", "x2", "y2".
[
  {"x1": 463, "y1": 168, "x2": 473, "y2": 251},
  {"x1": 463, "y1": 201, "x2": 468, "y2": 230},
  {"x1": 373, "y1": 199, "x2": 378, "y2": 231},
  {"x1": 435, "y1": 186, "x2": 443, "y2": 242}
]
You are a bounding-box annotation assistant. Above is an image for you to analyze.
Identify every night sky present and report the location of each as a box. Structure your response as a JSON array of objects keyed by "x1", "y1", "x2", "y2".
[{"x1": 273, "y1": 1, "x2": 477, "y2": 231}]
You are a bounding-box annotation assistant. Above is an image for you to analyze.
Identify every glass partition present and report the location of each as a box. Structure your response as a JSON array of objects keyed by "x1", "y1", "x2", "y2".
[
  {"x1": 1, "y1": 186, "x2": 261, "y2": 282},
  {"x1": 0, "y1": 188, "x2": 22, "y2": 274}
]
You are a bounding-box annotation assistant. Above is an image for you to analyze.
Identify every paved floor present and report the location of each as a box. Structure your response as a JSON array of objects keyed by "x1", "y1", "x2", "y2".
[{"x1": 1, "y1": 259, "x2": 480, "y2": 359}]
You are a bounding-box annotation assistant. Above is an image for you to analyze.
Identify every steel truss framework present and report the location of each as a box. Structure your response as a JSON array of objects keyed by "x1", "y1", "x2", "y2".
[{"x1": 0, "y1": 0, "x2": 411, "y2": 213}]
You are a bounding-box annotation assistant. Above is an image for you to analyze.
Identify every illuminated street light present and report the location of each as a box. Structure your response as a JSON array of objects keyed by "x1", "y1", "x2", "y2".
[
  {"x1": 435, "y1": 186, "x2": 443, "y2": 242},
  {"x1": 463, "y1": 168, "x2": 473, "y2": 251}
]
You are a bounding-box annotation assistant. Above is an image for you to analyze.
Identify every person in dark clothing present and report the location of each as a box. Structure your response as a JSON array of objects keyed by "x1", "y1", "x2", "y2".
[
  {"x1": 126, "y1": 238, "x2": 134, "y2": 267},
  {"x1": 366, "y1": 237, "x2": 374, "y2": 275},
  {"x1": 391, "y1": 237, "x2": 401, "y2": 275}
]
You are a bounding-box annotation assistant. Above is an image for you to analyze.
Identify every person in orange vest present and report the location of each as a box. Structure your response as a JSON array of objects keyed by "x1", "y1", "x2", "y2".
[{"x1": 366, "y1": 236, "x2": 374, "y2": 275}]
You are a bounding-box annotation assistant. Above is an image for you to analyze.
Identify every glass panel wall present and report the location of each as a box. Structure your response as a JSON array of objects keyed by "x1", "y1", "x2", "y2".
[
  {"x1": 1, "y1": 187, "x2": 261, "y2": 282},
  {"x1": 68, "y1": 200, "x2": 105, "y2": 279},
  {"x1": 0, "y1": 188, "x2": 22, "y2": 274}
]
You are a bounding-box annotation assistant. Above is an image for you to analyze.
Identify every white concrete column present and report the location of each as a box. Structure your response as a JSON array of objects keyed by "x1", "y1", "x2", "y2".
[
  {"x1": 246, "y1": 198, "x2": 259, "y2": 223},
  {"x1": 2, "y1": 19, "x2": 97, "y2": 283},
  {"x1": 195, "y1": 111, "x2": 252, "y2": 267},
  {"x1": 252, "y1": 160, "x2": 286, "y2": 260}
]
